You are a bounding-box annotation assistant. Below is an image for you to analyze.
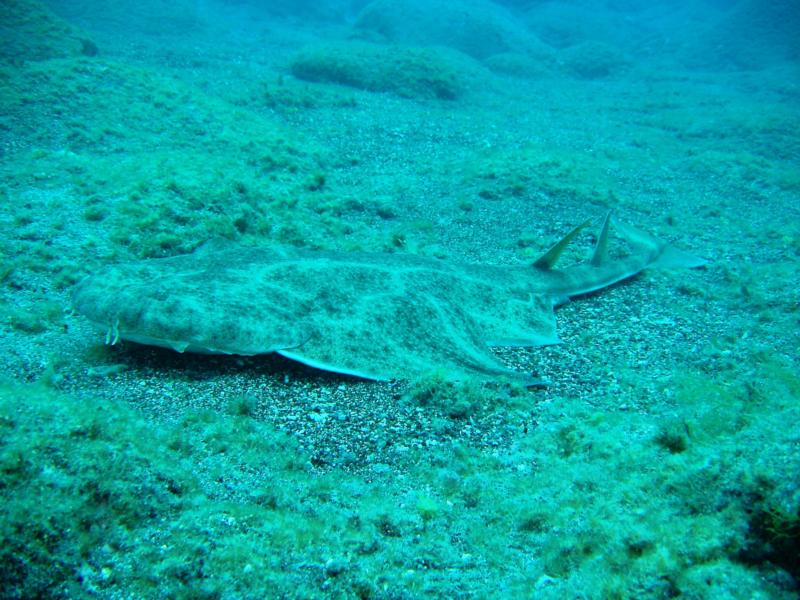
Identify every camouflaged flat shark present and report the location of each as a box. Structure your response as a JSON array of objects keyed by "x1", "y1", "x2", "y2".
[{"x1": 72, "y1": 214, "x2": 705, "y2": 383}]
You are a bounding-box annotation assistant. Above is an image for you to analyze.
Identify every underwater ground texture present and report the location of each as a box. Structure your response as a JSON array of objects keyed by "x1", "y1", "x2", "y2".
[{"x1": 1, "y1": 0, "x2": 799, "y2": 598}]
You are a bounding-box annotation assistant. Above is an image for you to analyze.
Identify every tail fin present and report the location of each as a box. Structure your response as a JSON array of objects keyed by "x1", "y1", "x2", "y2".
[
  {"x1": 531, "y1": 214, "x2": 706, "y2": 298},
  {"x1": 533, "y1": 214, "x2": 707, "y2": 272},
  {"x1": 533, "y1": 218, "x2": 592, "y2": 269},
  {"x1": 612, "y1": 220, "x2": 708, "y2": 269},
  {"x1": 590, "y1": 212, "x2": 611, "y2": 266}
]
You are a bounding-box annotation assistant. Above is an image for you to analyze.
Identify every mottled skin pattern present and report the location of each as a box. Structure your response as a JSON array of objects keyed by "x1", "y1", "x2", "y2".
[{"x1": 72, "y1": 218, "x2": 705, "y2": 382}]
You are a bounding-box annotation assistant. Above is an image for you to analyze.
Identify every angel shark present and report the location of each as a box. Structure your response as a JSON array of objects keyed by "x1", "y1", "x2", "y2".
[{"x1": 72, "y1": 214, "x2": 706, "y2": 383}]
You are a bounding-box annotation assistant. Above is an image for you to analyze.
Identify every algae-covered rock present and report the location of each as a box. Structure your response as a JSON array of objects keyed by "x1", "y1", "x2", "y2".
[
  {"x1": 354, "y1": 0, "x2": 553, "y2": 63},
  {"x1": 462, "y1": 141, "x2": 617, "y2": 205},
  {"x1": 0, "y1": 56, "x2": 332, "y2": 260},
  {"x1": 682, "y1": 0, "x2": 800, "y2": 69},
  {"x1": 0, "y1": 383, "x2": 192, "y2": 598},
  {"x1": 522, "y1": 1, "x2": 642, "y2": 51},
  {"x1": 0, "y1": 0, "x2": 97, "y2": 64},
  {"x1": 290, "y1": 41, "x2": 466, "y2": 100},
  {"x1": 560, "y1": 41, "x2": 629, "y2": 79}
]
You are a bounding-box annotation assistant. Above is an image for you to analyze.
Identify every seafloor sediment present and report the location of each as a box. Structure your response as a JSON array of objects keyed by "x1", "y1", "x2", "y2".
[{"x1": 1, "y1": 1, "x2": 798, "y2": 598}]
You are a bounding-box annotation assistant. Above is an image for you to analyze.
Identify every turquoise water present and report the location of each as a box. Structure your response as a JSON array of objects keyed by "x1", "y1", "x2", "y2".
[{"x1": 1, "y1": 0, "x2": 798, "y2": 597}]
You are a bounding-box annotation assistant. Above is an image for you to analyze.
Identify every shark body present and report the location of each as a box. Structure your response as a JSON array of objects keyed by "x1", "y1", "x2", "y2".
[{"x1": 72, "y1": 215, "x2": 705, "y2": 382}]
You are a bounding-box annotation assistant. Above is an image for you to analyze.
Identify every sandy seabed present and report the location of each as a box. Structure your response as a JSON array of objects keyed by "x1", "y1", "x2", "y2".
[{"x1": 1, "y1": 1, "x2": 798, "y2": 598}]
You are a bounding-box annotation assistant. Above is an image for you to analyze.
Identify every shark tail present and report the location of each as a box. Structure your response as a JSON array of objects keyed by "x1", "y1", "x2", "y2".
[
  {"x1": 530, "y1": 213, "x2": 706, "y2": 298},
  {"x1": 533, "y1": 213, "x2": 707, "y2": 271},
  {"x1": 610, "y1": 219, "x2": 708, "y2": 269}
]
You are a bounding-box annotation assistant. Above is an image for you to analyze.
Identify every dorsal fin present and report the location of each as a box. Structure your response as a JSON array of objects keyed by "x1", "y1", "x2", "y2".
[
  {"x1": 533, "y1": 219, "x2": 591, "y2": 270},
  {"x1": 590, "y1": 212, "x2": 612, "y2": 266}
]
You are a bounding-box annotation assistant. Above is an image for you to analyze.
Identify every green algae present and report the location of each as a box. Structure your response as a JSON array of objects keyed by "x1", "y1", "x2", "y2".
[
  {"x1": 0, "y1": 53, "x2": 401, "y2": 291},
  {"x1": 459, "y1": 141, "x2": 619, "y2": 206},
  {"x1": 0, "y1": 383, "x2": 192, "y2": 597},
  {"x1": 405, "y1": 371, "x2": 498, "y2": 419},
  {"x1": 395, "y1": 361, "x2": 800, "y2": 598},
  {"x1": 4, "y1": 299, "x2": 63, "y2": 334},
  {"x1": 1, "y1": 357, "x2": 798, "y2": 597},
  {"x1": 0, "y1": 56, "x2": 326, "y2": 255},
  {"x1": 0, "y1": 382, "x2": 528, "y2": 597},
  {"x1": 0, "y1": 0, "x2": 94, "y2": 64}
]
